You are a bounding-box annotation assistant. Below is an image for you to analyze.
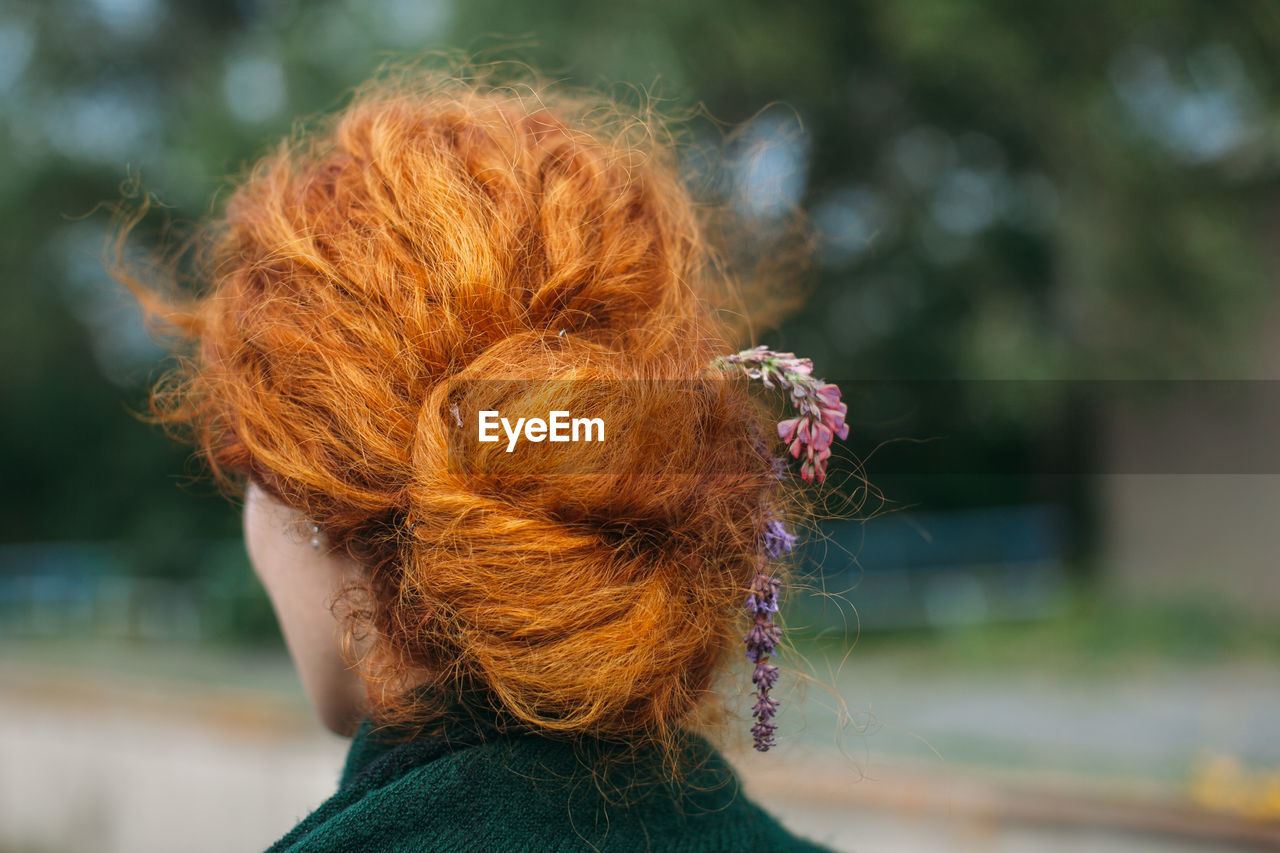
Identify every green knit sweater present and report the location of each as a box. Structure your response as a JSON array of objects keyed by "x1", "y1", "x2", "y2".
[{"x1": 267, "y1": 711, "x2": 835, "y2": 852}]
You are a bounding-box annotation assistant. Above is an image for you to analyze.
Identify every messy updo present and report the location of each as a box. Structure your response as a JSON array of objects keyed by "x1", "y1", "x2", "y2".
[{"x1": 120, "y1": 67, "x2": 798, "y2": 752}]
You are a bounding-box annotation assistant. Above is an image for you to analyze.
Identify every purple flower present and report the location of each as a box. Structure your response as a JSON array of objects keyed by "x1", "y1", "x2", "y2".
[
  {"x1": 754, "y1": 436, "x2": 790, "y2": 481},
  {"x1": 762, "y1": 518, "x2": 796, "y2": 560},
  {"x1": 751, "y1": 720, "x2": 778, "y2": 752},
  {"x1": 752, "y1": 661, "x2": 779, "y2": 691},
  {"x1": 739, "y1": 511, "x2": 798, "y2": 752},
  {"x1": 744, "y1": 571, "x2": 784, "y2": 751},
  {"x1": 746, "y1": 571, "x2": 780, "y2": 616},
  {"x1": 768, "y1": 454, "x2": 789, "y2": 480},
  {"x1": 744, "y1": 619, "x2": 781, "y2": 662},
  {"x1": 744, "y1": 590, "x2": 778, "y2": 616},
  {"x1": 752, "y1": 693, "x2": 780, "y2": 721}
]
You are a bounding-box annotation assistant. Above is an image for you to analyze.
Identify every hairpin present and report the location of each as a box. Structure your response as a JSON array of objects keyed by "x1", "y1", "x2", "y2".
[{"x1": 713, "y1": 345, "x2": 848, "y2": 751}]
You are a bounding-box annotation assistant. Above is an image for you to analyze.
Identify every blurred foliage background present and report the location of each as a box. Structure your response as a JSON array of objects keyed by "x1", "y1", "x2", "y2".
[
  {"x1": 2, "y1": 0, "x2": 1280, "y2": 640},
  {"x1": 6, "y1": 7, "x2": 1280, "y2": 851}
]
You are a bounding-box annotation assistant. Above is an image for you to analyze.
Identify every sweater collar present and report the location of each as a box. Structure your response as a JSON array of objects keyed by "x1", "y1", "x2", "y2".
[
  {"x1": 338, "y1": 691, "x2": 512, "y2": 789},
  {"x1": 339, "y1": 718, "x2": 398, "y2": 788}
]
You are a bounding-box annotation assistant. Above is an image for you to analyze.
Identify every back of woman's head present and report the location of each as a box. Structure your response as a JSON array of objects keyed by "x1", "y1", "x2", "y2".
[{"x1": 125, "y1": 68, "x2": 795, "y2": 752}]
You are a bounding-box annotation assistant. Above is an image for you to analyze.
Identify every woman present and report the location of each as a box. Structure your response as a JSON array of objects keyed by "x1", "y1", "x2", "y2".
[{"x1": 121, "y1": 67, "x2": 844, "y2": 852}]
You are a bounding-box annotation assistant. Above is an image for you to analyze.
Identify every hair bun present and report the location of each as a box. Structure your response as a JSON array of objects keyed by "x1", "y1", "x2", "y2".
[{"x1": 400, "y1": 333, "x2": 772, "y2": 740}]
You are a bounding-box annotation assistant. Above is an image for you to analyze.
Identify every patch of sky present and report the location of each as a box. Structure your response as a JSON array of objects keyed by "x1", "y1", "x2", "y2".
[
  {"x1": 83, "y1": 0, "x2": 163, "y2": 40},
  {"x1": 0, "y1": 19, "x2": 35, "y2": 96},
  {"x1": 41, "y1": 82, "x2": 161, "y2": 164},
  {"x1": 49, "y1": 223, "x2": 164, "y2": 387},
  {"x1": 730, "y1": 109, "x2": 811, "y2": 223},
  {"x1": 369, "y1": 0, "x2": 450, "y2": 48},
  {"x1": 223, "y1": 50, "x2": 287, "y2": 124},
  {"x1": 1109, "y1": 42, "x2": 1259, "y2": 164}
]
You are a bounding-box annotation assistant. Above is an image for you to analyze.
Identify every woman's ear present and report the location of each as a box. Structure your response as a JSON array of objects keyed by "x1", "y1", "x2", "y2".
[{"x1": 243, "y1": 481, "x2": 368, "y2": 736}]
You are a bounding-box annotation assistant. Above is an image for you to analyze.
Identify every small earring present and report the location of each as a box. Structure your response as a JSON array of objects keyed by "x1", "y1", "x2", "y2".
[{"x1": 309, "y1": 523, "x2": 321, "y2": 551}]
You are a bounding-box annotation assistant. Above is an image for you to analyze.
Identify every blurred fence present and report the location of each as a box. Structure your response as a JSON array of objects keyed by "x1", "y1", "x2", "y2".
[
  {"x1": 0, "y1": 505, "x2": 1070, "y2": 642},
  {"x1": 791, "y1": 504, "x2": 1069, "y2": 631},
  {"x1": 0, "y1": 540, "x2": 275, "y2": 642}
]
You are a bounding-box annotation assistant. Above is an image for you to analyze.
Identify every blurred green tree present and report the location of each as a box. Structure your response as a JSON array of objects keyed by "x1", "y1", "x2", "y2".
[{"x1": 2, "y1": 0, "x2": 1277, "y2": 564}]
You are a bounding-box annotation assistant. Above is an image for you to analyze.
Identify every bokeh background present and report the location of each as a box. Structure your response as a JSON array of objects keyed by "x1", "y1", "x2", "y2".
[{"x1": 2, "y1": 1, "x2": 1279, "y2": 851}]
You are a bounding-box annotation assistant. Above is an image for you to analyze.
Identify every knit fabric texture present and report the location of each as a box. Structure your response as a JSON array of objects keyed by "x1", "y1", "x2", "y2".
[{"x1": 266, "y1": 708, "x2": 835, "y2": 852}]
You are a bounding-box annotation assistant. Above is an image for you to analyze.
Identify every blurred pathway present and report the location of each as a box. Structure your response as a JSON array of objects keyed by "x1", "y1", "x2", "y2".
[
  {"x1": 781, "y1": 654, "x2": 1280, "y2": 784},
  {"x1": 0, "y1": 641, "x2": 1276, "y2": 852}
]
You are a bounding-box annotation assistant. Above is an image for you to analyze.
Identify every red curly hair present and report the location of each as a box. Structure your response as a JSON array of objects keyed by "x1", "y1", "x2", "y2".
[{"x1": 119, "y1": 67, "x2": 797, "y2": 752}]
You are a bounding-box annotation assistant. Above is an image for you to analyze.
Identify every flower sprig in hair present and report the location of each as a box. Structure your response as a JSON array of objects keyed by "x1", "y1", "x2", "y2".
[
  {"x1": 712, "y1": 345, "x2": 849, "y2": 483},
  {"x1": 714, "y1": 346, "x2": 849, "y2": 751},
  {"x1": 743, "y1": 516, "x2": 795, "y2": 751}
]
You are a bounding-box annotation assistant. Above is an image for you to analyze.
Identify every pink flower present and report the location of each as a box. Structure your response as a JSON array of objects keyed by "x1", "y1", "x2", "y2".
[
  {"x1": 811, "y1": 422, "x2": 833, "y2": 452},
  {"x1": 821, "y1": 404, "x2": 849, "y2": 441},
  {"x1": 720, "y1": 348, "x2": 849, "y2": 484},
  {"x1": 814, "y1": 382, "x2": 840, "y2": 408}
]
